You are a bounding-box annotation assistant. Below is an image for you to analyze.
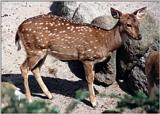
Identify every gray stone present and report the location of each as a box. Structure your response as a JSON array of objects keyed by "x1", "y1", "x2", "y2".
[
  {"x1": 88, "y1": 11, "x2": 159, "y2": 95},
  {"x1": 49, "y1": 1, "x2": 160, "y2": 89}
]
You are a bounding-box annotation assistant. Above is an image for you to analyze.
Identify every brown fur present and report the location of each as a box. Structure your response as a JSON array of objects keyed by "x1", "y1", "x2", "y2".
[
  {"x1": 145, "y1": 51, "x2": 160, "y2": 97},
  {"x1": 16, "y1": 7, "x2": 146, "y2": 107}
]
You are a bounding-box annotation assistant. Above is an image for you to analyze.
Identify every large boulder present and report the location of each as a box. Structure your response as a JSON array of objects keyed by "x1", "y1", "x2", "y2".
[
  {"x1": 49, "y1": 1, "x2": 160, "y2": 89},
  {"x1": 91, "y1": 13, "x2": 159, "y2": 95}
]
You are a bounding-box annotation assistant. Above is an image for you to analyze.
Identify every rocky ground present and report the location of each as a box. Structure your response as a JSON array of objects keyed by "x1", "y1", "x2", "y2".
[{"x1": 2, "y1": 74, "x2": 125, "y2": 114}]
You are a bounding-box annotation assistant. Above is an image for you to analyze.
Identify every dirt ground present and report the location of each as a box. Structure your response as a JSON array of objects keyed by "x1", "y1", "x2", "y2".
[{"x1": 2, "y1": 73, "x2": 125, "y2": 114}]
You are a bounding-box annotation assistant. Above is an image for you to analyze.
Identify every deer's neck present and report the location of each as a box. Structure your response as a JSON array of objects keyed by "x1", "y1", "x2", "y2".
[{"x1": 106, "y1": 22, "x2": 123, "y2": 52}]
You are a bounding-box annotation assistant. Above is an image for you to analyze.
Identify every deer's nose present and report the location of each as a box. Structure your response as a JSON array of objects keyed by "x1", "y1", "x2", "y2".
[{"x1": 138, "y1": 34, "x2": 142, "y2": 40}]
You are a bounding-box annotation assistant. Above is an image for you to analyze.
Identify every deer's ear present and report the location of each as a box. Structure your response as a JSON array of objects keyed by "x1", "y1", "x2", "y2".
[
  {"x1": 133, "y1": 7, "x2": 147, "y2": 20},
  {"x1": 111, "y1": 7, "x2": 122, "y2": 19}
]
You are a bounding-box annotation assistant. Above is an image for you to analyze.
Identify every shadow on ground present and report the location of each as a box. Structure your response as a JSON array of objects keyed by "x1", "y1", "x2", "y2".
[
  {"x1": 2, "y1": 74, "x2": 87, "y2": 99},
  {"x1": 67, "y1": 60, "x2": 113, "y2": 87}
]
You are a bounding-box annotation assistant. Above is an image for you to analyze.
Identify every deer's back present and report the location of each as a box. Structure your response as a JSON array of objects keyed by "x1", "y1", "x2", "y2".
[{"x1": 18, "y1": 14, "x2": 110, "y2": 61}]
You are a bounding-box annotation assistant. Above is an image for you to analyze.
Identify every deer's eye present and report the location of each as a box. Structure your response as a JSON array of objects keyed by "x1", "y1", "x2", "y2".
[{"x1": 127, "y1": 24, "x2": 132, "y2": 28}]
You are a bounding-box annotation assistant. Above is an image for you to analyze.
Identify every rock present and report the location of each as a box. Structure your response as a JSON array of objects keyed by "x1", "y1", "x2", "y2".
[
  {"x1": 50, "y1": 2, "x2": 83, "y2": 22},
  {"x1": 91, "y1": 15, "x2": 117, "y2": 29},
  {"x1": 86, "y1": 12, "x2": 159, "y2": 95},
  {"x1": 49, "y1": 1, "x2": 160, "y2": 88},
  {"x1": 94, "y1": 53, "x2": 116, "y2": 86},
  {"x1": 1, "y1": 82, "x2": 18, "y2": 90}
]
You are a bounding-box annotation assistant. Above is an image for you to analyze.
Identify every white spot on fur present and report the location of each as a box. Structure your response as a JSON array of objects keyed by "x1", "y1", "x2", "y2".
[
  {"x1": 87, "y1": 49, "x2": 92, "y2": 51},
  {"x1": 66, "y1": 23, "x2": 69, "y2": 26},
  {"x1": 94, "y1": 46, "x2": 97, "y2": 49},
  {"x1": 48, "y1": 33, "x2": 52, "y2": 36},
  {"x1": 39, "y1": 22, "x2": 43, "y2": 25},
  {"x1": 42, "y1": 44, "x2": 45, "y2": 47},
  {"x1": 38, "y1": 51, "x2": 42, "y2": 54}
]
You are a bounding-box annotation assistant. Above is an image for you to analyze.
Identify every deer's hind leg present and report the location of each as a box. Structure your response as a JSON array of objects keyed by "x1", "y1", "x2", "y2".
[
  {"x1": 28, "y1": 53, "x2": 53, "y2": 100},
  {"x1": 20, "y1": 59, "x2": 32, "y2": 102},
  {"x1": 31, "y1": 67, "x2": 53, "y2": 99},
  {"x1": 21, "y1": 51, "x2": 52, "y2": 101}
]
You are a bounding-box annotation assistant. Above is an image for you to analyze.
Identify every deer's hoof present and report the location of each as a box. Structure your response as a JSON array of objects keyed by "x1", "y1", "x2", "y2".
[
  {"x1": 48, "y1": 94, "x2": 54, "y2": 100},
  {"x1": 26, "y1": 95, "x2": 32, "y2": 103},
  {"x1": 28, "y1": 99, "x2": 33, "y2": 103},
  {"x1": 91, "y1": 101, "x2": 97, "y2": 108},
  {"x1": 46, "y1": 91, "x2": 53, "y2": 100}
]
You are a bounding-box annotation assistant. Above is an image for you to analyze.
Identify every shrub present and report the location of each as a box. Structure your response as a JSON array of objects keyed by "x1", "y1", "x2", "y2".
[
  {"x1": 103, "y1": 91, "x2": 159, "y2": 113},
  {"x1": 1, "y1": 87, "x2": 59, "y2": 113}
]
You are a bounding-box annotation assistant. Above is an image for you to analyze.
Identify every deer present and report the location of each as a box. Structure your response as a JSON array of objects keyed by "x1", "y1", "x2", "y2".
[
  {"x1": 145, "y1": 51, "x2": 159, "y2": 98},
  {"x1": 15, "y1": 7, "x2": 146, "y2": 107}
]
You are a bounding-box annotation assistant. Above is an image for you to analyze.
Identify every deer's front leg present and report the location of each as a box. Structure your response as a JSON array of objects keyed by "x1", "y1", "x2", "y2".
[{"x1": 83, "y1": 61, "x2": 96, "y2": 107}]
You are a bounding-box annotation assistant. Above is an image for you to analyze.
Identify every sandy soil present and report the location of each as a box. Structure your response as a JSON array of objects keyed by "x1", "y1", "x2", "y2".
[{"x1": 2, "y1": 74, "x2": 125, "y2": 114}]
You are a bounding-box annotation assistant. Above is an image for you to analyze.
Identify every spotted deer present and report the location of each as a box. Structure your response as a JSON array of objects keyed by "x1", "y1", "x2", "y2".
[
  {"x1": 145, "y1": 51, "x2": 159, "y2": 97},
  {"x1": 15, "y1": 7, "x2": 146, "y2": 107}
]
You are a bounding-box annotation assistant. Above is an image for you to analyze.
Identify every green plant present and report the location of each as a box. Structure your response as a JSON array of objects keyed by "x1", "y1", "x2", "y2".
[
  {"x1": 2, "y1": 86, "x2": 89, "y2": 114},
  {"x1": 103, "y1": 91, "x2": 159, "y2": 113},
  {"x1": 116, "y1": 91, "x2": 159, "y2": 113},
  {"x1": 1, "y1": 87, "x2": 59, "y2": 113}
]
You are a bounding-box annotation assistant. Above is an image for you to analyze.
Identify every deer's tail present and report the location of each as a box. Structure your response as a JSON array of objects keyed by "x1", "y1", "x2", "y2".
[{"x1": 15, "y1": 31, "x2": 21, "y2": 51}]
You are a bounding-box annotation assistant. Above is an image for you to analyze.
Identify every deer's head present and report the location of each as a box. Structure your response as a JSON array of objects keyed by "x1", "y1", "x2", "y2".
[{"x1": 111, "y1": 7, "x2": 147, "y2": 40}]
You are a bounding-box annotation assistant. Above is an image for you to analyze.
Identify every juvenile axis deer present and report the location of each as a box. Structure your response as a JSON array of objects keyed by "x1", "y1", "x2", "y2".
[
  {"x1": 145, "y1": 51, "x2": 159, "y2": 97},
  {"x1": 15, "y1": 7, "x2": 146, "y2": 107}
]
